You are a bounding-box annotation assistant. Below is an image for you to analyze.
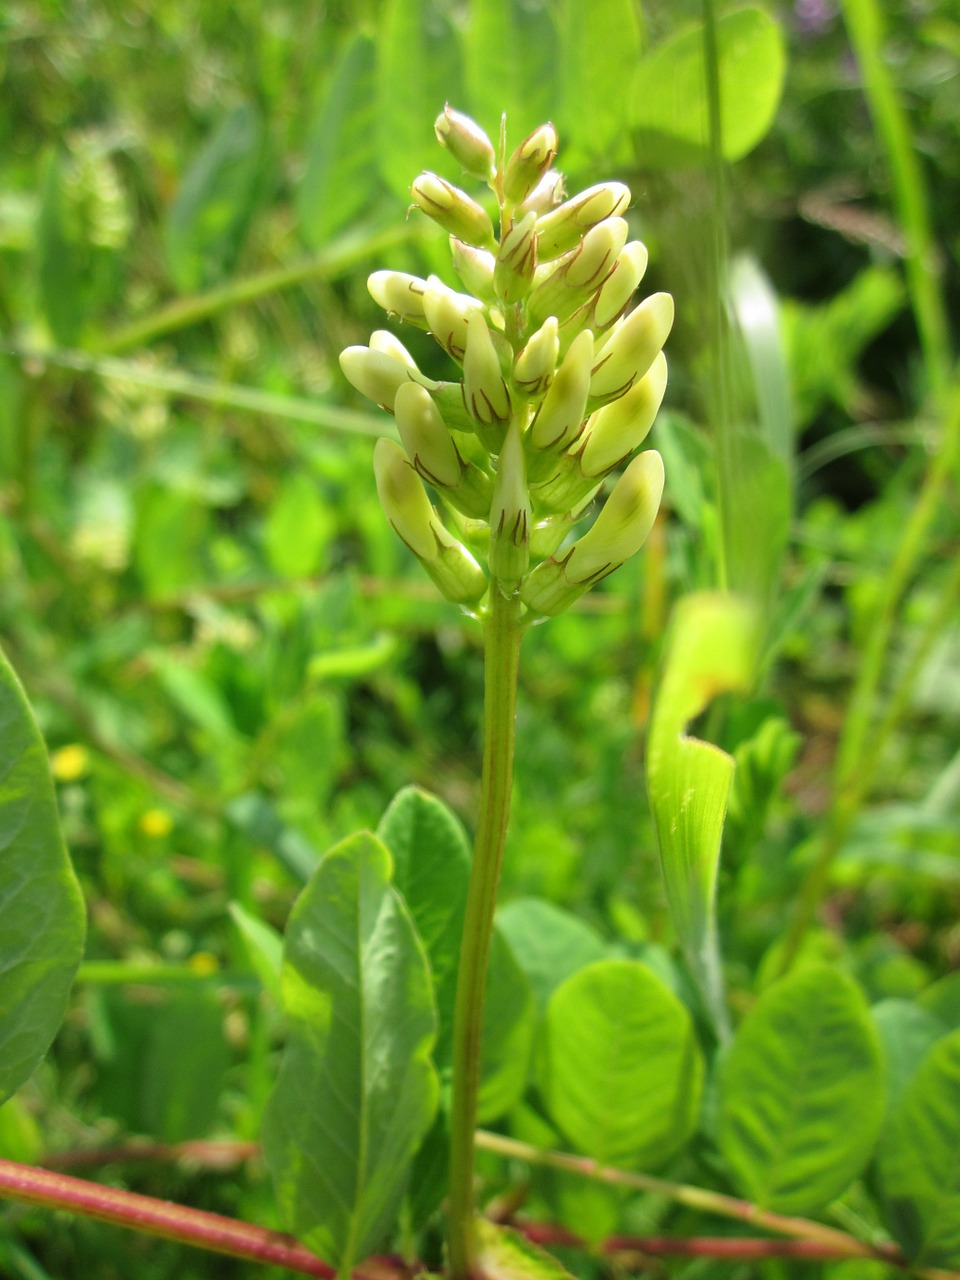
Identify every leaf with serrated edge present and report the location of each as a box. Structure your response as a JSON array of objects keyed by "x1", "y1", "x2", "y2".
[
  {"x1": 0, "y1": 647, "x2": 85, "y2": 1105},
  {"x1": 262, "y1": 831, "x2": 438, "y2": 1271}
]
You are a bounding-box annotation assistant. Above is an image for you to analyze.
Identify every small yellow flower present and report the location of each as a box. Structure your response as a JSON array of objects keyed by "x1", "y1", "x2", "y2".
[
  {"x1": 51, "y1": 744, "x2": 90, "y2": 782},
  {"x1": 189, "y1": 951, "x2": 219, "y2": 976},
  {"x1": 139, "y1": 808, "x2": 173, "y2": 838}
]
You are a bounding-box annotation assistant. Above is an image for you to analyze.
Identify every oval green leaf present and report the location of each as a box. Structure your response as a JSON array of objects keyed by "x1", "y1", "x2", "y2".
[
  {"x1": 718, "y1": 966, "x2": 885, "y2": 1214},
  {"x1": 877, "y1": 1028, "x2": 960, "y2": 1267},
  {"x1": 631, "y1": 8, "x2": 786, "y2": 168},
  {"x1": 464, "y1": 0, "x2": 557, "y2": 146},
  {"x1": 557, "y1": 0, "x2": 642, "y2": 160},
  {"x1": 262, "y1": 831, "x2": 438, "y2": 1272},
  {"x1": 0, "y1": 648, "x2": 86, "y2": 1105},
  {"x1": 497, "y1": 897, "x2": 606, "y2": 1015},
  {"x1": 538, "y1": 959, "x2": 703, "y2": 1169}
]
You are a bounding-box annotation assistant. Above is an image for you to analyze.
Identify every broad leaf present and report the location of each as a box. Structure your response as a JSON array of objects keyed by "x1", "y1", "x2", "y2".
[
  {"x1": 631, "y1": 8, "x2": 786, "y2": 168},
  {"x1": 718, "y1": 966, "x2": 885, "y2": 1214},
  {"x1": 297, "y1": 33, "x2": 380, "y2": 248},
  {"x1": 228, "y1": 902, "x2": 283, "y2": 1004},
  {"x1": 538, "y1": 959, "x2": 703, "y2": 1169},
  {"x1": 263, "y1": 472, "x2": 333, "y2": 579},
  {"x1": 478, "y1": 929, "x2": 535, "y2": 1123},
  {"x1": 376, "y1": 0, "x2": 463, "y2": 200},
  {"x1": 165, "y1": 103, "x2": 266, "y2": 292},
  {"x1": 647, "y1": 592, "x2": 759, "y2": 1035},
  {"x1": 476, "y1": 1220, "x2": 578, "y2": 1280},
  {"x1": 0, "y1": 647, "x2": 85, "y2": 1105},
  {"x1": 464, "y1": 0, "x2": 557, "y2": 145},
  {"x1": 557, "y1": 0, "x2": 642, "y2": 160},
  {"x1": 262, "y1": 832, "x2": 439, "y2": 1271},
  {"x1": 871, "y1": 999, "x2": 945, "y2": 1105},
  {"x1": 497, "y1": 898, "x2": 606, "y2": 1014},
  {"x1": 877, "y1": 1029, "x2": 960, "y2": 1267}
]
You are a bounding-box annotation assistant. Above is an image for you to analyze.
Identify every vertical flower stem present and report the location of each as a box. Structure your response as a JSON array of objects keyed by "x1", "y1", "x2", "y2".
[{"x1": 448, "y1": 583, "x2": 524, "y2": 1280}]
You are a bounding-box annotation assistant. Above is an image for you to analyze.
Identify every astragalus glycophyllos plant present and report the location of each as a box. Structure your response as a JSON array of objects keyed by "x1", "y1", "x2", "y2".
[{"x1": 340, "y1": 105, "x2": 673, "y2": 1279}]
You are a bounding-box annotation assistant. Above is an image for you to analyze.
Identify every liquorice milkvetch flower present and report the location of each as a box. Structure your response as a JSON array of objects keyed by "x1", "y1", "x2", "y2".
[{"x1": 339, "y1": 108, "x2": 673, "y2": 620}]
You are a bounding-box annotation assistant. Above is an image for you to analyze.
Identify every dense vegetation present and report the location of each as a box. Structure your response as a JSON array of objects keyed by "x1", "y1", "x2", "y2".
[{"x1": 0, "y1": 1, "x2": 958, "y2": 1278}]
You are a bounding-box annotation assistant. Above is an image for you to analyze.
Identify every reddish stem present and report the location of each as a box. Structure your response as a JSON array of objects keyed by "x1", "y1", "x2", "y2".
[{"x1": 0, "y1": 1159, "x2": 406, "y2": 1279}]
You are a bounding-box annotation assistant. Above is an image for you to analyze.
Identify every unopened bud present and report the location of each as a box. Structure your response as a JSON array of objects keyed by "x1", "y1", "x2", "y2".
[
  {"x1": 580, "y1": 352, "x2": 667, "y2": 477},
  {"x1": 536, "y1": 182, "x2": 631, "y2": 260},
  {"x1": 369, "y1": 329, "x2": 418, "y2": 369},
  {"x1": 395, "y1": 381, "x2": 463, "y2": 489},
  {"x1": 451, "y1": 238, "x2": 496, "y2": 301},
  {"x1": 521, "y1": 451, "x2": 664, "y2": 615},
  {"x1": 434, "y1": 105, "x2": 496, "y2": 182},
  {"x1": 495, "y1": 211, "x2": 538, "y2": 304},
  {"x1": 593, "y1": 241, "x2": 649, "y2": 329},
  {"x1": 411, "y1": 172, "x2": 495, "y2": 247},
  {"x1": 503, "y1": 123, "x2": 558, "y2": 204},
  {"x1": 368, "y1": 271, "x2": 430, "y2": 327},
  {"x1": 589, "y1": 292, "x2": 674, "y2": 404},
  {"x1": 463, "y1": 310, "x2": 511, "y2": 428},
  {"x1": 423, "y1": 277, "x2": 484, "y2": 360},
  {"x1": 527, "y1": 329, "x2": 594, "y2": 476},
  {"x1": 374, "y1": 439, "x2": 488, "y2": 605},
  {"x1": 488, "y1": 420, "x2": 530, "y2": 590},
  {"x1": 525, "y1": 219, "x2": 627, "y2": 329},
  {"x1": 518, "y1": 170, "x2": 565, "y2": 216},
  {"x1": 340, "y1": 346, "x2": 436, "y2": 411},
  {"x1": 513, "y1": 316, "x2": 559, "y2": 398}
]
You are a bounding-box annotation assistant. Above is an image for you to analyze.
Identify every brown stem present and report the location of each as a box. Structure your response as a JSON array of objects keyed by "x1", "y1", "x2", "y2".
[{"x1": 0, "y1": 1159, "x2": 407, "y2": 1279}]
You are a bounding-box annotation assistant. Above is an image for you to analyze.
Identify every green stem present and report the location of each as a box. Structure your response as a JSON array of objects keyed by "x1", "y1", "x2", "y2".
[{"x1": 448, "y1": 585, "x2": 524, "y2": 1280}]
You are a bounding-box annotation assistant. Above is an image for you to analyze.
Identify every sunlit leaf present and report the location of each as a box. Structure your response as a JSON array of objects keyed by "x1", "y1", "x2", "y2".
[
  {"x1": 631, "y1": 8, "x2": 786, "y2": 168},
  {"x1": 464, "y1": 0, "x2": 558, "y2": 145},
  {"x1": 228, "y1": 902, "x2": 283, "y2": 1004},
  {"x1": 647, "y1": 592, "x2": 760, "y2": 1035},
  {"x1": 497, "y1": 898, "x2": 606, "y2": 1014},
  {"x1": 262, "y1": 832, "x2": 438, "y2": 1271},
  {"x1": 538, "y1": 959, "x2": 703, "y2": 1169},
  {"x1": 878, "y1": 1029, "x2": 960, "y2": 1266},
  {"x1": 719, "y1": 966, "x2": 885, "y2": 1214},
  {"x1": 557, "y1": 0, "x2": 642, "y2": 160},
  {"x1": 872, "y1": 999, "x2": 945, "y2": 1105},
  {"x1": 476, "y1": 1220, "x2": 578, "y2": 1280},
  {"x1": 0, "y1": 648, "x2": 86, "y2": 1105}
]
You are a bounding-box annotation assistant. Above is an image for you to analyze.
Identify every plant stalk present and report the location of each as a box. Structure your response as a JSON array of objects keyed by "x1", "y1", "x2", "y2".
[{"x1": 448, "y1": 584, "x2": 524, "y2": 1280}]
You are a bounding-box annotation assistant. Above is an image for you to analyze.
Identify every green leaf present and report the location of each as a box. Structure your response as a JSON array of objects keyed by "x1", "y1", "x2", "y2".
[
  {"x1": 149, "y1": 652, "x2": 237, "y2": 741},
  {"x1": 918, "y1": 972, "x2": 960, "y2": 1030},
  {"x1": 557, "y1": 0, "x2": 642, "y2": 160},
  {"x1": 297, "y1": 33, "x2": 379, "y2": 248},
  {"x1": 0, "y1": 647, "x2": 85, "y2": 1105},
  {"x1": 262, "y1": 831, "x2": 439, "y2": 1271},
  {"x1": 165, "y1": 103, "x2": 266, "y2": 292},
  {"x1": 538, "y1": 959, "x2": 703, "y2": 1169},
  {"x1": 496, "y1": 898, "x2": 606, "y2": 1014},
  {"x1": 264, "y1": 472, "x2": 334, "y2": 579},
  {"x1": 36, "y1": 150, "x2": 89, "y2": 344},
  {"x1": 718, "y1": 966, "x2": 885, "y2": 1215},
  {"x1": 378, "y1": 786, "x2": 470, "y2": 1064},
  {"x1": 647, "y1": 592, "x2": 760, "y2": 1035},
  {"x1": 228, "y1": 902, "x2": 283, "y2": 1004},
  {"x1": 877, "y1": 1029, "x2": 960, "y2": 1266},
  {"x1": 478, "y1": 929, "x2": 535, "y2": 1123},
  {"x1": 631, "y1": 8, "x2": 786, "y2": 168},
  {"x1": 725, "y1": 432, "x2": 792, "y2": 604},
  {"x1": 871, "y1": 998, "x2": 945, "y2": 1105},
  {"x1": 377, "y1": 0, "x2": 463, "y2": 200},
  {"x1": 476, "y1": 1220, "x2": 578, "y2": 1280},
  {"x1": 464, "y1": 0, "x2": 558, "y2": 145}
]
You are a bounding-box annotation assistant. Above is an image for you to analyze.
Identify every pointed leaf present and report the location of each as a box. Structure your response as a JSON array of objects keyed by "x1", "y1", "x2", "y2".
[
  {"x1": 0, "y1": 648, "x2": 85, "y2": 1105},
  {"x1": 497, "y1": 898, "x2": 606, "y2": 1014},
  {"x1": 477, "y1": 1220, "x2": 578, "y2": 1280},
  {"x1": 538, "y1": 959, "x2": 703, "y2": 1169},
  {"x1": 718, "y1": 966, "x2": 885, "y2": 1215},
  {"x1": 228, "y1": 902, "x2": 283, "y2": 1004},
  {"x1": 262, "y1": 832, "x2": 438, "y2": 1271},
  {"x1": 631, "y1": 8, "x2": 786, "y2": 168},
  {"x1": 297, "y1": 33, "x2": 380, "y2": 248},
  {"x1": 877, "y1": 1028, "x2": 960, "y2": 1267},
  {"x1": 647, "y1": 592, "x2": 759, "y2": 1034}
]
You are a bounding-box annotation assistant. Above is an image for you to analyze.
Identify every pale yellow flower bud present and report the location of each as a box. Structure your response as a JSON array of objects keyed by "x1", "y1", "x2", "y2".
[
  {"x1": 369, "y1": 329, "x2": 418, "y2": 369},
  {"x1": 495, "y1": 211, "x2": 538, "y2": 305},
  {"x1": 463, "y1": 310, "x2": 511, "y2": 428},
  {"x1": 525, "y1": 218, "x2": 627, "y2": 329},
  {"x1": 395, "y1": 381, "x2": 463, "y2": 489},
  {"x1": 589, "y1": 292, "x2": 674, "y2": 404},
  {"x1": 434, "y1": 105, "x2": 496, "y2": 183},
  {"x1": 367, "y1": 271, "x2": 430, "y2": 326},
  {"x1": 503, "y1": 123, "x2": 558, "y2": 204},
  {"x1": 536, "y1": 182, "x2": 631, "y2": 260},
  {"x1": 410, "y1": 172, "x2": 495, "y2": 247},
  {"x1": 340, "y1": 346, "x2": 436, "y2": 411},
  {"x1": 593, "y1": 241, "x2": 649, "y2": 329},
  {"x1": 527, "y1": 329, "x2": 594, "y2": 476},
  {"x1": 580, "y1": 352, "x2": 668, "y2": 477},
  {"x1": 488, "y1": 420, "x2": 530, "y2": 590},
  {"x1": 518, "y1": 170, "x2": 565, "y2": 216},
  {"x1": 423, "y1": 277, "x2": 484, "y2": 360},
  {"x1": 450, "y1": 238, "x2": 497, "y2": 301},
  {"x1": 513, "y1": 316, "x2": 559, "y2": 398}
]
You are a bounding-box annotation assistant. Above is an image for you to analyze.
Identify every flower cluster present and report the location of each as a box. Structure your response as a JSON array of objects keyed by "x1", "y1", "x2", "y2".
[{"x1": 340, "y1": 106, "x2": 672, "y2": 618}]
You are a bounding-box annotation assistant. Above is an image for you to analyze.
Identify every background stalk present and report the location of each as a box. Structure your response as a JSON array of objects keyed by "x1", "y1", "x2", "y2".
[{"x1": 447, "y1": 584, "x2": 523, "y2": 1280}]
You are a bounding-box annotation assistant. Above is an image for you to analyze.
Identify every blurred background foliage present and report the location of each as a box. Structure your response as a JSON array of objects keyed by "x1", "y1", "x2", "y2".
[{"x1": 0, "y1": 0, "x2": 958, "y2": 1275}]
